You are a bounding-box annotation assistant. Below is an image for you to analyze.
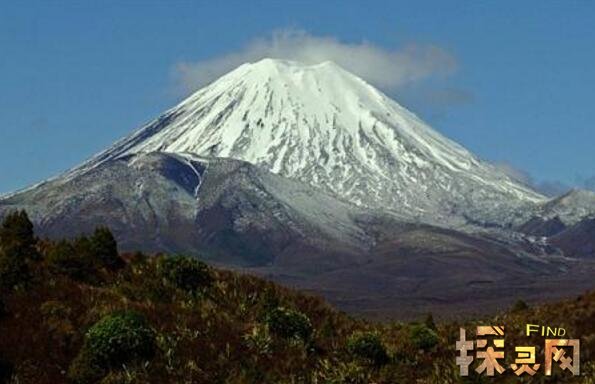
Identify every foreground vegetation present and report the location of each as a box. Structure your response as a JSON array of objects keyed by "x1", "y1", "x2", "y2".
[{"x1": 0, "y1": 211, "x2": 593, "y2": 383}]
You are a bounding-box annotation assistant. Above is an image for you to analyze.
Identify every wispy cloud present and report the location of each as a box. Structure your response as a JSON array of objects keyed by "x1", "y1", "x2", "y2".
[
  {"x1": 172, "y1": 29, "x2": 458, "y2": 95},
  {"x1": 494, "y1": 162, "x2": 535, "y2": 187},
  {"x1": 495, "y1": 162, "x2": 595, "y2": 197}
]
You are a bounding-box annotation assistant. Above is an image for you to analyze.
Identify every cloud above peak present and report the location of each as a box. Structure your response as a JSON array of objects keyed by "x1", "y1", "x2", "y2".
[{"x1": 173, "y1": 29, "x2": 458, "y2": 95}]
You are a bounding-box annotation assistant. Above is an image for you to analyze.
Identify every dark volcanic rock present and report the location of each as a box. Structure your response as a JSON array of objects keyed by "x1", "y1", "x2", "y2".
[
  {"x1": 1, "y1": 152, "x2": 594, "y2": 319},
  {"x1": 519, "y1": 216, "x2": 566, "y2": 237},
  {"x1": 551, "y1": 217, "x2": 595, "y2": 259}
]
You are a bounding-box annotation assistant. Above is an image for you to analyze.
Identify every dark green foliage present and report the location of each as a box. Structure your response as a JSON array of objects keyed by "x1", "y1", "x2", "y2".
[
  {"x1": 0, "y1": 211, "x2": 37, "y2": 289},
  {"x1": 0, "y1": 210, "x2": 39, "y2": 261},
  {"x1": 511, "y1": 299, "x2": 529, "y2": 312},
  {"x1": 0, "y1": 247, "x2": 29, "y2": 289},
  {"x1": 68, "y1": 311, "x2": 153, "y2": 382},
  {"x1": 409, "y1": 324, "x2": 439, "y2": 350},
  {"x1": 67, "y1": 347, "x2": 106, "y2": 384},
  {"x1": 0, "y1": 210, "x2": 34, "y2": 248},
  {"x1": 0, "y1": 297, "x2": 6, "y2": 318},
  {"x1": 47, "y1": 228, "x2": 124, "y2": 279},
  {"x1": 0, "y1": 357, "x2": 13, "y2": 384},
  {"x1": 128, "y1": 251, "x2": 147, "y2": 265},
  {"x1": 157, "y1": 255, "x2": 213, "y2": 293},
  {"x1": 90, "y1": 227, "x2": 124, "y2": 270},
  {"x1": 84, "y1": 311, "x2": 155, "y2": 369},
  {"x1": 265, "y1": 306, "x2": 313, "y2": 342},
  {"x1": 346, "y1": 332, "x2": 389, "y2": 366},
  {"x1": 424, "y1": 313, "x2": 437, "y2": 330},
  {"x1": 46, "y1": 240, "x2": 95, "y2": 282}
]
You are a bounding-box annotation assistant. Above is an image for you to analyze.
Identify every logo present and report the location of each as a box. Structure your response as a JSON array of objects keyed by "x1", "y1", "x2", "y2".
[{"x1": 456, "y1": 324, "x2": 580, "y2": 377}]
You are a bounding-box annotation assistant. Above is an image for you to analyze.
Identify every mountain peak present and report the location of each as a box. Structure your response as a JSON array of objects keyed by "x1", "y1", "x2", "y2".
[
  {"x1": 73, "y1": 59, "x2": 545, "y2": 226},
  {"x1": 248, "y1": 57, "x2": 341, "y2": 69}
]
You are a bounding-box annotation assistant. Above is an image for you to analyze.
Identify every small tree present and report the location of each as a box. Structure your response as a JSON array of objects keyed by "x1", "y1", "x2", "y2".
[
  {"x1": 0, "y1": 247, "x2": 29, "y2": 290},
  {"x1": 346, "y1": 332, "x2": 389, "y2": 366},
  {"x1": 0, "y1": 211, "x2": 39, "y2": 289},
  {"x1": 0, "y1": 210, "x2": 34, "y2": 248},
  {"x1": 46, "y1": 240, "x2": 95, "y2": 282},
  {"x1": 424, "y1": 313, "x2": 437, "y2": 331},
  {"x1": 0, "y1": 210, "x2": 39, "y2": 261},
  {"x1": 410, "y1": 324, "x2": 439, "y2": 350},
  {"x1": 158, "y1": 255, "x2": 213, "y2": 293},
  {"x1": 90, "y1": 227, "x2": 124, "y2": 270}
]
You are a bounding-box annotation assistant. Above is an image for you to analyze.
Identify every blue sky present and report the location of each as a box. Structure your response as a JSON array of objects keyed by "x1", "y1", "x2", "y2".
[{"x1": 1, "y1": 1, "x2": 594, "y2": 195}]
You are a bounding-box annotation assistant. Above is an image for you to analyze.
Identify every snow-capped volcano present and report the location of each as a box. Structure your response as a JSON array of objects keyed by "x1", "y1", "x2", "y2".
[
  {"x1": 76, "y1": 58, "x2": 545, "y2": 225},
  {"x1": 2, "y1": 59, "x2": 594, "y2": 318}
]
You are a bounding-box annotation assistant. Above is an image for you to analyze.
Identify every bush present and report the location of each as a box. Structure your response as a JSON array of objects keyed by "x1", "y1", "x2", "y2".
[
  {"x1": 410, "y1": 324, "x2": 439, "y2": 350},
  {"x1": 46, "y1": 240, "x2": 95, "y2": 281},
  {"x1": 511, "y1": 299, "x2": 529, "y2": 312},
  {"x1": 69, "y1": 311, "x2": 155, "y2": 381},
  {"x1": 265, "y1": 307, "x2": 313, "y2": 342},
  {"x1": 346, "y1": 332, "x2": 389, "y2": 366},
  {"x1": 68, "y1": 311, "x2": 156, "y2": 383},
  {"x1": 158, "y1": 255, "x2": 213, "y2": 293},
  {"x1": 90, "y1": 227, "x2": 124, "y2": 270},
  {"x1": 84, "y1": 310, "x2": 155, "y2": 369}
]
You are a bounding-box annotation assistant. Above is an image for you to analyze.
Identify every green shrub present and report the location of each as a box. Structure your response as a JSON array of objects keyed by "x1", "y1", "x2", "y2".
[
  {"x1": 265, "y1": 307, "x2": 313, "y2": 342},
  {"x1": 346, "y1": 332, "x2": 389, "y2": 366},
  {"x1": 84, "y1": 310, "x2": 156, "y2": 369},
  {"x1": 158, "y1": 255, "x2": 213, "y2": 293},
  {"x1": 90, "y1": 227, "x2": 124, "y2": 270},
  {"x1": 410, "y1": 324, "x2": 439, "y2": 350}
]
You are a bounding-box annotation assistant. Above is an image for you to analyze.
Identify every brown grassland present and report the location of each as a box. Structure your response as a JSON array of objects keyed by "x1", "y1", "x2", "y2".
[{"x1": 0, "y1": 211, "x2": 593, "y2": 383}]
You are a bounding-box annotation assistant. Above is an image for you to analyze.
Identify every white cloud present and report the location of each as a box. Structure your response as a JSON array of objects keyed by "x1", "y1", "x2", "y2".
[
  {"x1": 173, "y1": 29, "x2": 458, "y2": 95},
  {"x1": 494, "y1": 162, "x2": 535, "y2": 186}
]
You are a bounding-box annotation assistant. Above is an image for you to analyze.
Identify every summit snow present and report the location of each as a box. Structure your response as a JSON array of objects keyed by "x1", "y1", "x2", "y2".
[{"x1": 77, "y1": 58, "x2": 546, "y2": 227}]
